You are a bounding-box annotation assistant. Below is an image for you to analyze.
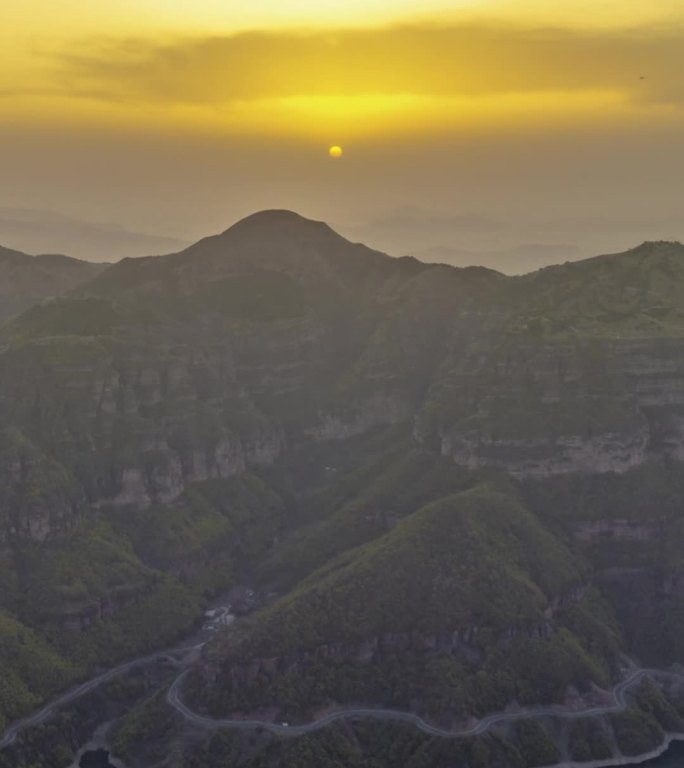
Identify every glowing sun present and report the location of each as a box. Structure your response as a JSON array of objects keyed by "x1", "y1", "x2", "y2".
[{"x1": 329, "y1": 145, "x2": 343, "y2": 158}]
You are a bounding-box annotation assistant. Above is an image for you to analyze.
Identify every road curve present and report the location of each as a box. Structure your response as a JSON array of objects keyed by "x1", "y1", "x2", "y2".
[
  {"x1": 166, "y1": 667, "x2": 684, "y2": 739},
  {"x1": 0, "y1": 644, "x2": 202, "y2": 751},
  {"x1": 4, "y1": 649, "x2": 684, "y2": 753}
]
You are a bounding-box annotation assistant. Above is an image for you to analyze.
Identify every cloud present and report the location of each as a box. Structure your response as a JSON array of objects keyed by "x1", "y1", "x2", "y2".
[{"x1": 50, "y1": 23, "x2": 684, "y2": 107}]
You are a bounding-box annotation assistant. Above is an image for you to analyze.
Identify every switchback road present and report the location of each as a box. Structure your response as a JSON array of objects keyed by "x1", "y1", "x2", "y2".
[
  {"x1": 0, "y1": 644, "x2": 201, "y2": 750},
  {"x1": 166, "y1": 666, "x2": 683, "y2": 738},
  {"x1": 3, "y1": 645, "x2": 684, "y2": 753}
]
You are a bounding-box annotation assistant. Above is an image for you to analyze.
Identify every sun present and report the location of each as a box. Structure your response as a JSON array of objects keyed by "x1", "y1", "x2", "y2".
[{"x1": 328, "y1": 145, "x2": 344, "y2": 158}]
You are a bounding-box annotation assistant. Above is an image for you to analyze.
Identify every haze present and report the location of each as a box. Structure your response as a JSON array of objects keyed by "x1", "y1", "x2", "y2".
[{"x1": 2, "y1": 0, "x2": 684, "y2": 269}]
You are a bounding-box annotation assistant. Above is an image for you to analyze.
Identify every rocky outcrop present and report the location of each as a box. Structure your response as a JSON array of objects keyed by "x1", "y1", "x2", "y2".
[
  {"x1": 0, "y1": 428, "x2": 87, "y2": 543},
  {"x1": 442, "y1": 430, "x2": 649, "y2": 478},
  {"x1": 304, "y1": 393, "x2": 410, "y2": 441},
  {"x1": 575, "y1": 521, "x2": 659, "y2": 542},
  {"x1": 420, "y1": 337, "x2": 684, "y2": 477}
]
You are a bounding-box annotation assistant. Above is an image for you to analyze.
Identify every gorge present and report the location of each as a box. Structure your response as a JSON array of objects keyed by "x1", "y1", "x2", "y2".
[{"x1": 3, "y1": 213, "x2": 684, "y2": 767}]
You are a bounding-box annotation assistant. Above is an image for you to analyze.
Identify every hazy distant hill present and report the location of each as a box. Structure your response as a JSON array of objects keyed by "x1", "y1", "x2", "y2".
[
  {"x1": 0, "y1": 207, "x2": 188, "y2": 262},
  {"x1": 413, "y1": 242, "x2": 583, "y2": 274},
  {"x1": 0, "y1": 244, "x2": 107, "y2": 322}
]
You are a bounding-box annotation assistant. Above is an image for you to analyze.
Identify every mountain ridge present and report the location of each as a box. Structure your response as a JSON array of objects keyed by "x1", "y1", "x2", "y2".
[
  {"x1": 0, "y1": 244, "x2": 107, "y2": 323},
  {"x1": 4, "y1": 211, "x2": 684, "y2": 767},
  {"x1": 75, "y1": 213, "x2": 684, "y2": 307}
]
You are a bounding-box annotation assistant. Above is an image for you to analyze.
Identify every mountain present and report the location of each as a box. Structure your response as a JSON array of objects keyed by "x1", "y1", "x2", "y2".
[
  {"x1": 3, "y1": 216, "x2": 684, "y2": 767},
  {"x1": 0, "y1": 207, "x2": 189, "y2": 262},
  {"x1": 80, "y1": 209, "x2": 438, "y2": 301},
  {"x1": 0, "y1": 244, "x2": 107, "y2": 322},
  {"x1": 194, "y1": 484, "x2": 611, "y2": 726}
]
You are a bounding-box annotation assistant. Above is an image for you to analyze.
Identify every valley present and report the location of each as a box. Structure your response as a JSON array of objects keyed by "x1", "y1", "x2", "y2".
[{"x1": 3, "y1": 213, "x2": 684, "y2": 767}]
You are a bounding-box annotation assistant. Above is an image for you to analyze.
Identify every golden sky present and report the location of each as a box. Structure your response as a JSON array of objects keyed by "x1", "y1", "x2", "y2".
[
  {"x1": 1, "y1": 0, "x2": 684, "y2": 261},
  {"x1": 4, "y1": 0, "x2": 684, "y2": 139}
]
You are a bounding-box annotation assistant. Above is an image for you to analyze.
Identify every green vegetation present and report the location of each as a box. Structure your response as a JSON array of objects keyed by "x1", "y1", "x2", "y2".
[
  {"x1": 568, "y1": 719, "x2": 613, "y2": 762},
  {"x1": 0, "y1": 612, "x2": 76, "y2": 733},
  {"x1": 259, "y1": 448, "x2": 487, "y2": 589},
  {"x1": 63, "y1": 580, "x2": 202, "y2": 667},
  {"x1": 205, "y1": 272, "x2": 310, "y2": 321},
  {"x1": 5, "y1": 220, "x2": 684, "y2": 767},
  {"x1": 0, "y1": 473, "x2": 284, "y2": 733},
  {"x1": 513, "y1": 719, "x2": 560, "y2": 767},
  {"x1": 201, "y1": 629, "x2": 608, "y2": 722},
  {"x1": 514, "y1": 241, "x2": 684, "y2": 340},
  {"x1": 111, "y1": 689, "x2": 180, "y2": 766},
  {"x1": 175, "y1": 722, "x2": 518, "y2": 768},
  {"x1": 194, "y1": 486, "x2": 615, "y2": 722},
  {"x1": 0, "y1": 246, "x2": 104, "y2": 324},
  {"x1": 633, "y1": 680, "x2": 684, "y2": 732},
  {"x1": 609, "y1": 710, "x2": 664, "y2": 756},
  {"x1": 0, "y1": 666, "x2": 165, "y2": 768},
  {"x1": 224, "y1": 486, "x2": 585, "y2": 659},
  {"x1": 7, "y1": 297, "x2": 122, "y2": 338}
]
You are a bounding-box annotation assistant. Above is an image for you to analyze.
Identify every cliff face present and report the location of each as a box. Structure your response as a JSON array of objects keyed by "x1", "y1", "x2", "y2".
[
  {"x1": 4, "y1": 225, "x2": 684, "y2": 541},
  {"x1": 204, "y1": 585, "x2": 586, "y2": 690},
  {"x1": 0, "y1": 213, "x2": 496, "y2": 542},
  {"x1": 0, "y1": 310, "x2": 416, "y2": 533},
  {"x1": 0, "y1": 428, "x2": 87, "y2": 544},
  {"x1": 6, "y1": 215, "x2": 684, "y2": 763},
  {"x1": 1, "y1": 227, "x2": 684, "y2": 570},
  {"x1": 413, "y1": 241, "x2": 684, "y2": 476},
  {"x1": 422, "y1": 337, "x2": 684, "y2": 477}
]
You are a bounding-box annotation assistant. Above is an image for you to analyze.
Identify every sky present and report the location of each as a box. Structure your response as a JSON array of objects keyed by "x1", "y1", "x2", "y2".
[{"x1": 2, "y1": 0, "x2": 684, "y2": 267}]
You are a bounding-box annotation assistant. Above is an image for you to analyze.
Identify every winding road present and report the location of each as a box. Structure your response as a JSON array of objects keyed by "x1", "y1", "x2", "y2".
[
  {"x1": 0, "y1": 644, "x2": 201, "y2": 750},
  {"x1": 3, "y1": 644, "x2": 684, "y2": 753},
  {"x1": 166, "y1": 665, "x2": 684, "y2": 739}
]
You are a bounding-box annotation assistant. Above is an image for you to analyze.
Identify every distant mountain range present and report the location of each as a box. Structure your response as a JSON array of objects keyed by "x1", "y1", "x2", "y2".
[
  {"x1": 0, "y1": 207, "x2": 189, "y2": 263},
  {"x1": 411, "y1": 242, "x2": 583, "y2": 274}
]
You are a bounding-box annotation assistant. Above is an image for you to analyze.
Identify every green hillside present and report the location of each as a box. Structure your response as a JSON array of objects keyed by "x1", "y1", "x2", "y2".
[
  {"x1": 2, "y1": 215, "x2": 684, "y2": 766},
  {"x1": 195, "y1": 486, "x2": 617, "y2": 721}
]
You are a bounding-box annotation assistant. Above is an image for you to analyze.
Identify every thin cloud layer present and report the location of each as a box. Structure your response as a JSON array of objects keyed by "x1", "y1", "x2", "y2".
[{"x1": 54, "y1": 24, "x2": 684, "y2": 107}]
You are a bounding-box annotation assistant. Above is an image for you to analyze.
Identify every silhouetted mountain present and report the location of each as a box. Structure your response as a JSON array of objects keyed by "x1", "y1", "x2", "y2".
[
  {"x1": 81, "y1": 210, "x2": 434, "y2": 301},
  {"x1": 0, "y1": 244, "x2": 107, "y2": 322}
]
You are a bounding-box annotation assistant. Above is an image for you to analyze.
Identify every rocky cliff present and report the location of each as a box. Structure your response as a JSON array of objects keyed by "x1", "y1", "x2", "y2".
[{"x1": 4, "y1": 214, "x2": 684, "y2": 765}]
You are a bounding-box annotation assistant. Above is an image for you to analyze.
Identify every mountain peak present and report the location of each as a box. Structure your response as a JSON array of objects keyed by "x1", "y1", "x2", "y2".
[
  {"x1": 219, "y1": 209, "x2": 341, "y2": 243},
  {"x1": 172, "y1": 208, "x2": 391, "y2": 281}
]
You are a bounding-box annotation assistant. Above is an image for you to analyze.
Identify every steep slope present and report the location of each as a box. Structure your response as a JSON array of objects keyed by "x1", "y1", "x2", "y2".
[
  {"x1": 0, "y1": 212, "x2": 502, "y2": 743},
  {"x1": 517, "y1": 240, "x2": 684, "y2": 335},
  {"x1": 4, "y1": 217, "x2": 684, "y2": 765},
  {"x1": 0, "y1": 212, "x2": 500, "y2": 517},
  {"x1": 0, "y1": 245, "x2": 107, "y2": 322},
  {"x1": 191, "y1": 486, "x2": 615, "y2": 724},
  {"x1": 82, "y1": 210, "x2": 429, "y2": 299},
  {"x1": 417, "y1": 241, "x2": 684, "y2": 476}
]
